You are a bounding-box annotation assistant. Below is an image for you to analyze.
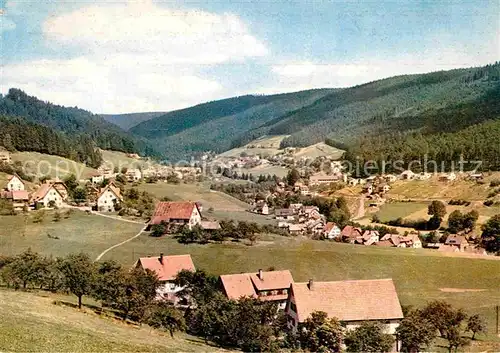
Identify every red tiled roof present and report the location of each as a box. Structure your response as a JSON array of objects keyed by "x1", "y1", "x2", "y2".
[
  {"x1": 31, "y1": 184, "x2": 61, "y2": 202},
  {"x1": 324, "y1": 222, "x2": 338, "y2": 233},
  {"x1": 220, "y1": 270, "x2": 294, "y2": 300},
  {"x1": 291, "y1": 279, "x2": 403, "y2": 323},
  {"x1": 220, "y1": 273, "x2": 258, "y2": 299},
  {"x1": 136, "y1": 254, "x2": 195, "y2": 281},
  {"x1": 11, "y1": 190, "x2": 29, "y2": 201},
  {"x1": 150, "y1": 201, "x2": 198, "y2": 225},
  {"x1": 341, "y1": 225, "x2": 362, "y2": 238},
  {"x1": 249, "y1": 270, "x2": 294, "y2": 291}
]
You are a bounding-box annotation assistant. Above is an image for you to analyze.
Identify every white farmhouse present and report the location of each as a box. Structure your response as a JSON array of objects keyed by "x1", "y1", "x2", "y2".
[
  {"x1": 6, "y1": 174, "x2": 25, "y2": 191},
  {"x1": 134, "y1": 254, "x2": 196, "y2": 304},
  {"x1": 31, "y1": 184, "x2": 64, "y2": 208},
  {"x1": 96, "y1": 184, "x2": 122, "y2": 212}
]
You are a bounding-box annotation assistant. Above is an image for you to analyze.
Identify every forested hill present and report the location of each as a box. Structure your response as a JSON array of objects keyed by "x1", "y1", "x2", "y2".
[
  {"x1": 100, "y1": 111, "x2": 167, "y2": 131},
  {"x1": 0, "y1": 116, "x2": 102, "y2": 168},
  {"x1": 130, "y1": 63, "x2": 499, "y2": 161},
  {"x1": 129, "y1": 89, "x2": 335, "y2": 160},
  {"x1": 0, "y1": 89, "x2": 159, "y2": 158}
]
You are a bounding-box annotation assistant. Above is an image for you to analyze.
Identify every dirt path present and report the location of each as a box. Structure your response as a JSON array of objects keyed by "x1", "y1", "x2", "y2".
[
  {"x1": 352, "y1": 196, "x2": 365, "y2": 220},
  {"x1": 94, "y1": 225, "x2": 147, "y2": 262}
]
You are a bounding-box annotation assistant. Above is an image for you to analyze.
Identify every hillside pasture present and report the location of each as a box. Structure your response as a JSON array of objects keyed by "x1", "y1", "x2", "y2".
[
  {"x1": 219, "y1": 135, "x2": 289, "y2": 158},
  {"x1": 292, "y1": 142, "x2": 344, "y2": 160},
  {"x1": 11, "y1": 152, "x2": 97, "y2": 180},
  {"x1": 0, "y1": 289, "x2": 224, "y2": 352},
  {"x1": 137, "y1": 182, "x2": 272, "y2": 224},
  {"x1": 100, "y1": 149, "x2": 151, "y2": 171},
  {"x1": 101, "y1": 233, "x2": 500, "y2": 348},
  {"x1": 0, "y1": 211, "x2": 143, "y2": 259},
  {"x1": 374, "y1": 202, "x2": 429, "y2": 222}
]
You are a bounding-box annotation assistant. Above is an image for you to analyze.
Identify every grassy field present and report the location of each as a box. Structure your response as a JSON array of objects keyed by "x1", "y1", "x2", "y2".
[
  {"x1": 0, "y1": 211, "x2": 143, "y2": 259},
  {"x1": 137, "y1": 182, "x2": 273, "y2": 224},
  {"x1": 374, "y1": 202, "x2": 429, "y2": 222},
  {"x1": 219, "y1": 135, "x2": 289, "y2": 158},
  {"x1": 292, "y1": 142, "x2": 344, "y2": 160},
  {"x1": 11, "y1": 152, "x2": 97, "y2": 180},
  {"x1": 245, "y1": 164, "x2": 289, "y2": 178},
  {"x1": 0, "y1": 289, "x2": 225, "y2": 352},
  {"x1": 100, "y1": 150, "x2": 151, "y2": 171}
]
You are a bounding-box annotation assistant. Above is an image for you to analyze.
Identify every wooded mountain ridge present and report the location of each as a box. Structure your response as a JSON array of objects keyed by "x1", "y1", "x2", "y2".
[{"x1": 129, "y1": 63, "x2": 500, "y2": 161}]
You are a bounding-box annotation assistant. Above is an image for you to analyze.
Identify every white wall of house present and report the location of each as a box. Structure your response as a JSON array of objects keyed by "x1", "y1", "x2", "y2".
[
  {"x1": 188, "y1": 206, "x2": 202, "y2": 228},
  {"x1": 97, "y1": 189, "x2": 119, "y2": 212},
  {"x1": 156, "y1": 281, "x2": 186, "y2": 304},
  {"x1": 326, "y1": 226, "x2": 341, "y2": 239},
  {"x1": 7, "y1": 176, "x2": 24, "y2": 191},
  {"x1": 40, "y1": 188, "x2": 63, "y2": 208}
]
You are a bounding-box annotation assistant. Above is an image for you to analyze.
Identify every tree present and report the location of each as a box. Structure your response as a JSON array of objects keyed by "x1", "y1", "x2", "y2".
[
  {"x1": 150, "y1": 223, "x2": 166, "y2": 237},
  {"x1": 286, "y1": 168, "x2": 300, "y2": 186},
  {"x1": 466, "y1": 314, "x2": 486, "y2": 340},
  {"x1": 299, "y1": 311, "x2": 344, "y2": 352},
  {"x1": 396, "y1": 309, "x2": 437, "y2": 352},
  {"x1": 481, "y1": 214, "x2": 500, "y2": 252},
  {"x1": 428, "y1": 200, "x2": 447, "y2": 219},
  {"x1": 59, "y1": 253, "x2": 95, "y2": 309},
  {"x1": 64, "y1": 174, "x2": 79, "y2": 196},
  {"x1": 92, "y1": 260, "x2": 126, "y2": 308},
  {"x1": 448, "y1": 210, "x2": 464, "y2": 233},
  {"x1": 73, "y1": 187, "x2": 87, "y2": 203},
  {"x1": 344, "y1": 321, "x2": 394, "y2": 353},
  {"x1": 115, "y1": 267, "x2": 159, "y2": 322},
  {"x1": 174, "y1": 269, "x2": 219, "y2": 306},
  {"x1": 147, "y1": 301, "x2": 186, "y2": 337},
  {"x1": 462, "y1": 210, "x2": 479, "y2": 232},
  {"x1": 53, "y1": 211, "x2": 61, "y2": 222}
]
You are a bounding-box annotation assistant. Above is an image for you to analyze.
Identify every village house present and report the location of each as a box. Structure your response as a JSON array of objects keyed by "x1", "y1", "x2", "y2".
[
  {"x1": 0, "y1": 190, "x2": 30, "y2": 210},
  {"x1": 44, "y1": 179, "x2": 69, "y2": 200},
  {"x1": 134, "y1": 253, "x2": 195, "y2": 304},
  {"x1": 30, "y1": 184, "x2": 65, "y2": 208},
  {"x1": 341, "y1": 225, "x2": 363, "y2": 243},
  {"x1": 347, "y1": 177, "x2": 360, "y2": 186},
  {"x1": 6, "y1": 174, "x2": 25, "y2": 191},
  {"x1": 323, "y1": 222, "x2": 341, "y2": 239},
  {"x1": 149, "y1": 201, "x2": 202, "y2": 230},
  {"x1": 356, "y1": 230, "x2": 380, "y2": 246},
  {"x1": 275, "y1": 208, "x2": 296, "y2": 221},
  {"x1": 377, "y1": 183, "x2": 390, "y2": 194},
  {"x1": 126, "y1": 168, "x2": 142, "y2": 182},
  {"x1": 96, "y1": 183, "x2": 122, "y2": 212},
  {"x1": 285, "y1": 278, "x2": 404, "y2": 342},
  {"x1": 379, "y1": 233, "x2": 422, "y2": 248},
  {"x1": 90, "y1": 173, "x2": 105, "y2": 184},
  {"x1": 288, "y1": 224, "x2": 304, "y2": 235},
  {"x1": 309, "y1": 173, "x2": 342, "y2": 186},
  {"x1": 220, "y1": 269, "x2": 294, "y2": 310},
  {"x1": 400, "y1": 170, "x2": 415, "y2": 180},
  {"x1": 415, "y1": 172, "x2": 432, "y2": 180},
  {"x1": 383, "y1": 174, "x2": 398, "y2": 183},
  {"x1": 97, "y1": 166, "x2": 116, "y2": 179},
  {"x1": 127, "y1": 153, "x2": 141, "y2": 159},
  {"x1": 251, "y1": 200, "x2": 269, "y2": 215},
  {"x1": 363, "y1": 183, "x2": 374, "y2": 194},
  {"x1": 305, "y1": 219, "x2": 325, "y2": 236},
  {"x1": 0, "y1": 150, "x2": 11, "y2": 164},
  {"x1": 443, "y1": 234, "x2": 468, "y2": 252}
]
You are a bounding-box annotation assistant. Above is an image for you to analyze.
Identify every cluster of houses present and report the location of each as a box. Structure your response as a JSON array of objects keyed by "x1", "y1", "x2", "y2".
[
  {"x1": 92, "y1": 164, "x2": 202, "y2": 184},
  {"x1": 134, "y1": 252, "x2": 404, "y2": 346},
  {"x1": 0, "y1": 173, "x2": 126, "y2": 212},
  {"x1": 275, "y1": 204, "x2": 327, "y2": 236}
]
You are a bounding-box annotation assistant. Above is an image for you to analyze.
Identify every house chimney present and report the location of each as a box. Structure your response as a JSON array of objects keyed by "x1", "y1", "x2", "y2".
[
  {"x1": 308, "y1": 279, "x2": 314, "y2": 290},
  {"x1": 159, "y1": 253, "x2": 164, "y2": 264},
  {"x1": 258, "y1": 269, "x2": 263, "y2": 280}
]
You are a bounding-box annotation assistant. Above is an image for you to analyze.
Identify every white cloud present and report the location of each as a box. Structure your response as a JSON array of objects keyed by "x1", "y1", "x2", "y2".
[
  {"x1": 261, "y1": 47, "x2": 499, "y2": 94},
  {"x1": 0, "y1": 57, "x2": 223, "y2": 113},
  {"x1": 42, "y1": 0, "x2": 267, "y2": 65},
  {"x1": 0, "y1": 1, "x2": 267, "y2": 113}
]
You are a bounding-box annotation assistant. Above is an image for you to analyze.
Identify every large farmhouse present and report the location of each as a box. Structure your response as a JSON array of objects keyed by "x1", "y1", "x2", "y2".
[
  {"x1": 149, "y1": 201, "x2": 202, "y2": 230},
  {"x1": 285, "y1": 278, "x2": 404, "y2": 337},
  {"x1": 220, "y1": 269, "x2": 294, "y2": 309},
  {"x1": 134, "y1": 253, "x2": 195, "y2": 304},
  {"x1": 6, "y1": 174, "x2": 25, "y2": 191},
  {"x1": 96, "y1": 183, "x2": 122, "y2": 212},
  {"x1": 30, "y1": 184, "x2": 65, "y2": 208}
]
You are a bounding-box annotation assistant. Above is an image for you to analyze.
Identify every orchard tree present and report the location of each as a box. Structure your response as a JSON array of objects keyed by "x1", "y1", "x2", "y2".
[
  {"x1": 148, "y1": 301, "x2": 186, "y2": 337},
  {"x1": 481, "y1": 214, "x2": 500, "y2": 252},
  {"x1": 299, "y1": 311, "x2": 344, "y2": 352},
  {"x1": 344, "y1": 321, "x2": 394, "y2": 353},
  {"x1": 59, "y1": 253, "x2": 96, "y2": 309},
  {"x1": 466, "y1": 314, "x2": 487, "y2": 340},
  {"x1": 396, "y1": 309, "x2": 437, "y2": 352},
  {"x1": 428, "y1": 200, "x2": 447, "y2": 219},
  {"x1": 286, "y1": 168, "x2": 300, "y2": 186}
]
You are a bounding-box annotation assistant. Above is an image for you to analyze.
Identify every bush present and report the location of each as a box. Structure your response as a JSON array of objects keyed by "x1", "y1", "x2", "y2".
[
  {"x1": 484, "y1": 199, "x2": 494, "y2": 207},
  {"x1": 490, "y1": 179, "x2": 500, "y2": 187}
]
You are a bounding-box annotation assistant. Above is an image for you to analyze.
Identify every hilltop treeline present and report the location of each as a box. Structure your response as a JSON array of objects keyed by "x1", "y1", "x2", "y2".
[
  {"x1": 0, "y1": 89, "x2": 159, "y2": 158},
  {"x1": 0, "y1": 116, "x2": 102, "y2": 168}
]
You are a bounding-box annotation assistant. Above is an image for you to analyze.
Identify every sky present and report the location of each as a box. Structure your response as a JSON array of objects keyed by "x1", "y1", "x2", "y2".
[{"x1": 0, "y1": 0, "x2": 499, "y2": 114}]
